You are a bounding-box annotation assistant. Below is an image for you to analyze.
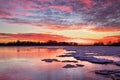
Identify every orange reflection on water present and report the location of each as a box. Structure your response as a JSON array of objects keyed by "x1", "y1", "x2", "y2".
[
  {"x1": 0, "y1": 47, "x2": 69, "y2": 71},
  {"x1": 0, "y1": 47, "x2": 66, "y2": 59}
]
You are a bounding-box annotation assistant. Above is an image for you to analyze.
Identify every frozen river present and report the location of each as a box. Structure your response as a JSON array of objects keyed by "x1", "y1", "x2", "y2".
[{"x1": 0, "y1": 46, "x2": 120, "y2": 80}]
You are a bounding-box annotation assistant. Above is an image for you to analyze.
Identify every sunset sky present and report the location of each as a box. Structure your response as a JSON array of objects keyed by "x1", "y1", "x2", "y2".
[{"x1": 0, "y1": 0, "x2": 120, "y2": 44}]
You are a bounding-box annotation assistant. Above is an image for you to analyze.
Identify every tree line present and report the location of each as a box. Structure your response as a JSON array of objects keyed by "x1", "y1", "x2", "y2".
[
  {"x1": 93, "y1": 41, "x2": 120, "y2": 46},
  {"x1": 0, "y1": 40, "x2": 119, "y2": 46},
  {"x1": 0, "y1": 40, "x2": 79, "y2": 46}
]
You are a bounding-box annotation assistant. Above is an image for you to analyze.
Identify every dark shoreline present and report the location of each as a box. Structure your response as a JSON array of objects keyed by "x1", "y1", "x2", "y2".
[{"x1": 0, "y1": 40, "x2": 119, "y2": 46}]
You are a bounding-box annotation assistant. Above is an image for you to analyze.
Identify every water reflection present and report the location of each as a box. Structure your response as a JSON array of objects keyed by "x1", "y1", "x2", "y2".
[
  {"x1": 0, "y1": 46, "x2": 120, "y2": 80},
  {"x1": 0, "y1": 47, "x2": 66, "y2": 59}
]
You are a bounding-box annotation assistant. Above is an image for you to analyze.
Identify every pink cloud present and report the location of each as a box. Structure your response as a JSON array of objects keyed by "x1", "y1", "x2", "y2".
[
  {"x1": 0, "y1": 0, "x2": 38, "y2": 18},
  {"x1": 19, "y1": 6, "x2": 36, "y2": 11},
  {"x1": 15, "y1": 12, "x2": 32, "y2": 16},
  {"x1": 81, "y1": 0, "x2": 96, "y2": 8},
  {"x1": 82, "y1": 0, "x2": 91, "y2": 6},
  {"x1": 0, "y1": 11, "x2": 14, "y2": 18},
  {"x1": 0, "y1": 74, "x2": 15, "y2": 80},
  {"x1": 50, "y1": 5, "x2": 73, "y2": 13},
  {"x1": 39, "y1": 0, "x2": 49, "y2": 3}
]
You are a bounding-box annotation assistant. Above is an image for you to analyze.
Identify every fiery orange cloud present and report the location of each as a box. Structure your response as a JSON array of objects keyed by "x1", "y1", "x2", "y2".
[
  {"x1": 0, "y1": 33, "x2": 119, "y2": 45},
  {"x1": 8, "y1": 33, "x2": 70, "y2": 42},
  {"x1": 0, "y1": 33, "x2": 70, "y2": 42},
  {"x1": 0, "y1": 33, "x2": 96, "y2": 44},
  {"x1": 99, "y1": 35, "x2": 120, "y2": 44}
]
